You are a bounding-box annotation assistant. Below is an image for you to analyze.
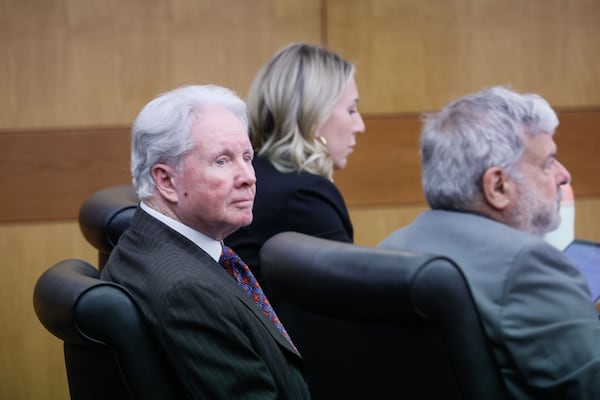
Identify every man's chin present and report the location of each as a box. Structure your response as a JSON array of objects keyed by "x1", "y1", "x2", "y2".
[
  {"x1": 238, "y1": 214, "x2": 253, "y2": 228},
  {"x1": 540, "y1": 214, "x2": 561, "y2": 236}
]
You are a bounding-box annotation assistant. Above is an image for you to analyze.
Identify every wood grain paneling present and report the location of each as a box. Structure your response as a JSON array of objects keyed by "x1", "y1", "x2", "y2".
[
  {"x1": 0, "y1": 0, "x2": 321, "y2": 129},
  {"x1": 335, "y1": 114, "x2": 424, "y2": 205},
  {"x1": 1, "y1": 109, "x2": 599, "y2": 222},
  {"x1": 327, "y1": 0, "x2": 600, "y2": 113},
  {"x1": 1, "y1": 126, "x2": 132, "y2": 222},
  {"x1": 335, "y1": 109, "x2": 600, "y2": 207},
  {"x1": 3, "y1": 1, "x2": 600, "y2": 130},
  {"x1": 553, "y1": 110, "x2": 600, "y2": 198},
  {"x1": 350, "y1": 205, "x2": 427, "y2": 246},
  {"x1": 575, "y1": 198, "x2": 600, "y2": 242},
  {"x1": 0, "y1": 220, "x2": 96, "y2": 400},
  {"x1": 350, "y1": 197, "x2": 600, "y2": 247}
]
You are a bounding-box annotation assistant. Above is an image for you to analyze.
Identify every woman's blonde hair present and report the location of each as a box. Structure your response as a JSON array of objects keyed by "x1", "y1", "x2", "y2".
[{"x1": 248, "y1": 42, "x2": 355, "y2": 180}]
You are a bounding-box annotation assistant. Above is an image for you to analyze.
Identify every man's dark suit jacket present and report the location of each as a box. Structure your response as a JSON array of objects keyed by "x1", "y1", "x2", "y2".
[
  {"x1": 101, "y1": 208, "x2": 311, "y2": 399},
  {"x1": 226, "y1": 155, "x2": 353, "y2": 285}
]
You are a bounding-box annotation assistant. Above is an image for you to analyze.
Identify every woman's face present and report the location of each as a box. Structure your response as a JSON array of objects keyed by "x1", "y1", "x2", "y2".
[{"x1": 318, "y1": 78, "x2": 365, "y2": 170}]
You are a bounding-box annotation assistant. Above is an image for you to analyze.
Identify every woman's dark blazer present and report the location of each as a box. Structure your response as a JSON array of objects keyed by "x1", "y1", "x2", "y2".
[{"x1": 225, "y1": 155, "x2": 353, "y2": 284}]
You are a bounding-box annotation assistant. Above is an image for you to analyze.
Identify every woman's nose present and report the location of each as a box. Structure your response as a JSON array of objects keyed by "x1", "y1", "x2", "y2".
[{"x1": 354, "y1": 113, "x2": 366, "y2": 134}]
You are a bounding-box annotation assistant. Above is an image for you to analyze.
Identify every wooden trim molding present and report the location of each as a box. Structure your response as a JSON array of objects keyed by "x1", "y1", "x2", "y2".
[
  {"x1": 335, "y1": 109, "x2": 600, "y2": 208},
  {"x1": 1, "y1": 110, "x2": 599, "y2": 223},
  {"x1": 2, "y1": 127, "x2": 131, "y2": 222}
]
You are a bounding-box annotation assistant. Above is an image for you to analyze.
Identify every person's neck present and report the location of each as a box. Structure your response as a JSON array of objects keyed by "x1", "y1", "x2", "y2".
[{"x1": 144, "y1": 197, "x2": 178, "y2": 221}]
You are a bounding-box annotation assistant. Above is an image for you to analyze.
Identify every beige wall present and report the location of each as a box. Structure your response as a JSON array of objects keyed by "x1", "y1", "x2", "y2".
[{"x1": 1, "y1": 1, "x2": 600, "y2": 399}]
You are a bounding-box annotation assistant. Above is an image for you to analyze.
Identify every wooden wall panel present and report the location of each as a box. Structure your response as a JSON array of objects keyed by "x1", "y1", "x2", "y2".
[
  {"x1": 575, "y1": 198, "x2": 600, "y2": 242},
  {"x1": 335, "y1": 114, "x2": 424, "y2": 205},
  {"x1": 0, "y1": 221, "x2": 96, "y2": 400},
  {"x1": 553, "y1": 110, "x2": 600, "y2": 198},
  {"x1": 3, "y1": 0, "x2": 600, "y2": 130},
  {"x1": 0, "y1": 0, "x2": 321, "y2": 129},
  {"x1": 351, "y1": 198, "x2": 600, "y2": 247},
  {"x1": 327, "y1": 0, "x2": 600, "y2": 114},
  {"x1": 334, "y1": 109, "x2": 600, "y2": 207},
  {"x1": 0, "y1": 127, "x2": 131, "y2": 222},
  {"x1": 351, "y1": 205, "x2": 426, "y2": 246},
  {"x1": 1, "y1": 110, "x2": 598, "y2": 222}
]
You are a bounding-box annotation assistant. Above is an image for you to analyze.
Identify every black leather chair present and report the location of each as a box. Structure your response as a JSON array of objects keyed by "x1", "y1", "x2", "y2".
[
  {"x1": 260, "y1": 232, "x2": 510, "y2": 400},
  {"x1": 33, "y1": 259, "x2": 184, "y2": 400},
  {"x1": 79, "y1": 184, "x2": 138, "y2": 268}
]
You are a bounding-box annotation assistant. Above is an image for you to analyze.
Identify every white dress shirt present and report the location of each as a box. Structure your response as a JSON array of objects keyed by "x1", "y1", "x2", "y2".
[{"x1": 140, "y1": 201, "x2": 222, "y2": 262}]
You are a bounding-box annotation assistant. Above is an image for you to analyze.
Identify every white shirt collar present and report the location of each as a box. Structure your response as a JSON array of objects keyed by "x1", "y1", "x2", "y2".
[{"x1": 140, "y1": 201, "x2": 222, "y2": 262}]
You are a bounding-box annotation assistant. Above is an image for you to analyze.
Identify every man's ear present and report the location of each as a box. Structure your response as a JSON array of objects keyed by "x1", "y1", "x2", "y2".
[
  {"x1": 151, "y1": 164, "x2": 178, "y2": 203},
  {"x1": 481, "y1": 167, "x2": 512, "y2": 211}
]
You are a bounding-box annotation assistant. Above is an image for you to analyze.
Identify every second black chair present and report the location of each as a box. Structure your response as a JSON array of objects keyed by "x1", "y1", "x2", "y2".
[{"x1": 260, "y1": 232, "x2": 509, "y2": 400}]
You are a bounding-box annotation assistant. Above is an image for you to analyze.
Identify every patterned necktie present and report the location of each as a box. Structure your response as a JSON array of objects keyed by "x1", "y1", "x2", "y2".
[{"x1": 219, "y1": 244, "x2": 296, "y2": 351}]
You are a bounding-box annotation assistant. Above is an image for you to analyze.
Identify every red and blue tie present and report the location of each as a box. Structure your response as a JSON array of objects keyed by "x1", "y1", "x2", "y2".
[{"x1": 219, "y1": 244, "x2": 296, "y2": 351}]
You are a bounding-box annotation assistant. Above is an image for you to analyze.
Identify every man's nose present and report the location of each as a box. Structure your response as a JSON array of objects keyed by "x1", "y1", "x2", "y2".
[
  {"x1": 556, "y1": 160, "x2": 571, "y2": 186},
  {"x1": 239, "y1": 160, "x2": 256, "y2": 185}
]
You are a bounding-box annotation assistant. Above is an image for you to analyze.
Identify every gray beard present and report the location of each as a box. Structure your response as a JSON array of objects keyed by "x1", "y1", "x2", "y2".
[{"x1": 510, "y1": 182, "x2": 562, "y2": 237}]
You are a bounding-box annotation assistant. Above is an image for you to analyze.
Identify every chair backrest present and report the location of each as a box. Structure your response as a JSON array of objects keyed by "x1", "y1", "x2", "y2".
[
  {"x1": 260, "y1": 232, "x2": 510, "y2": 400},
  {"x1": 79, "y1": 184, "x2": 138, "y2": 268},
  {"x1": 33, "y1": 259, "x2": 184, "y2": 400}
]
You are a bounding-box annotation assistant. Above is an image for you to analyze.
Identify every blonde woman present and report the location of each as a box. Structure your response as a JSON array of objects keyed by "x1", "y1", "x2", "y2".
[{"x1": 225, "y1": 42, "x2": 365, "y2": 288}]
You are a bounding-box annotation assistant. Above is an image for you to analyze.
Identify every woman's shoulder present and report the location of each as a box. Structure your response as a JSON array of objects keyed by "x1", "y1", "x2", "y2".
[{"x1": 254, "y1": 155, "x2": 335, "y2": 187}]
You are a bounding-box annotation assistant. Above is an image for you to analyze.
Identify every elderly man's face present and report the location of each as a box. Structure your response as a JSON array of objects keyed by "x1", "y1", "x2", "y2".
[
  {"x1": 509, "y1": 132, "x2": 571, "y2": 236},
  {"x1": 173, "y1": 106, "x2": 256, "y2": 240}
]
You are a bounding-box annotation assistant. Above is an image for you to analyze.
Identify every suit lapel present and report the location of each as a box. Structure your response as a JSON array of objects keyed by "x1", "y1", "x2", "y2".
[
  {"x1": 210, "y1": 255, "x2": 301, "y2": 356},
  {"x1": 234, "y1": 290, "x2": 300, "y2": 355},
  {"x1": 130, "y1": 209, "x2": 301, "y2": 357}
]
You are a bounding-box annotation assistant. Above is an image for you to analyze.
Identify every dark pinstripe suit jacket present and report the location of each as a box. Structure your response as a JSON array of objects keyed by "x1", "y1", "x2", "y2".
[{"x1": 101, "y1": 208, "x2": 310, "y2": 399}]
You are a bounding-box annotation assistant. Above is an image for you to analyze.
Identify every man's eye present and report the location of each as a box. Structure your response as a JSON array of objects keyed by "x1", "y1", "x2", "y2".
[
  {"x1": 543, "y1": 158, "x2": 557, "y2": 170},
  {"x1": 216, "y1": 158, "x2": 226, "y2": 166},
  {"x1": 243, "y1": 154, "x2": 253, "y2": 162}
]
